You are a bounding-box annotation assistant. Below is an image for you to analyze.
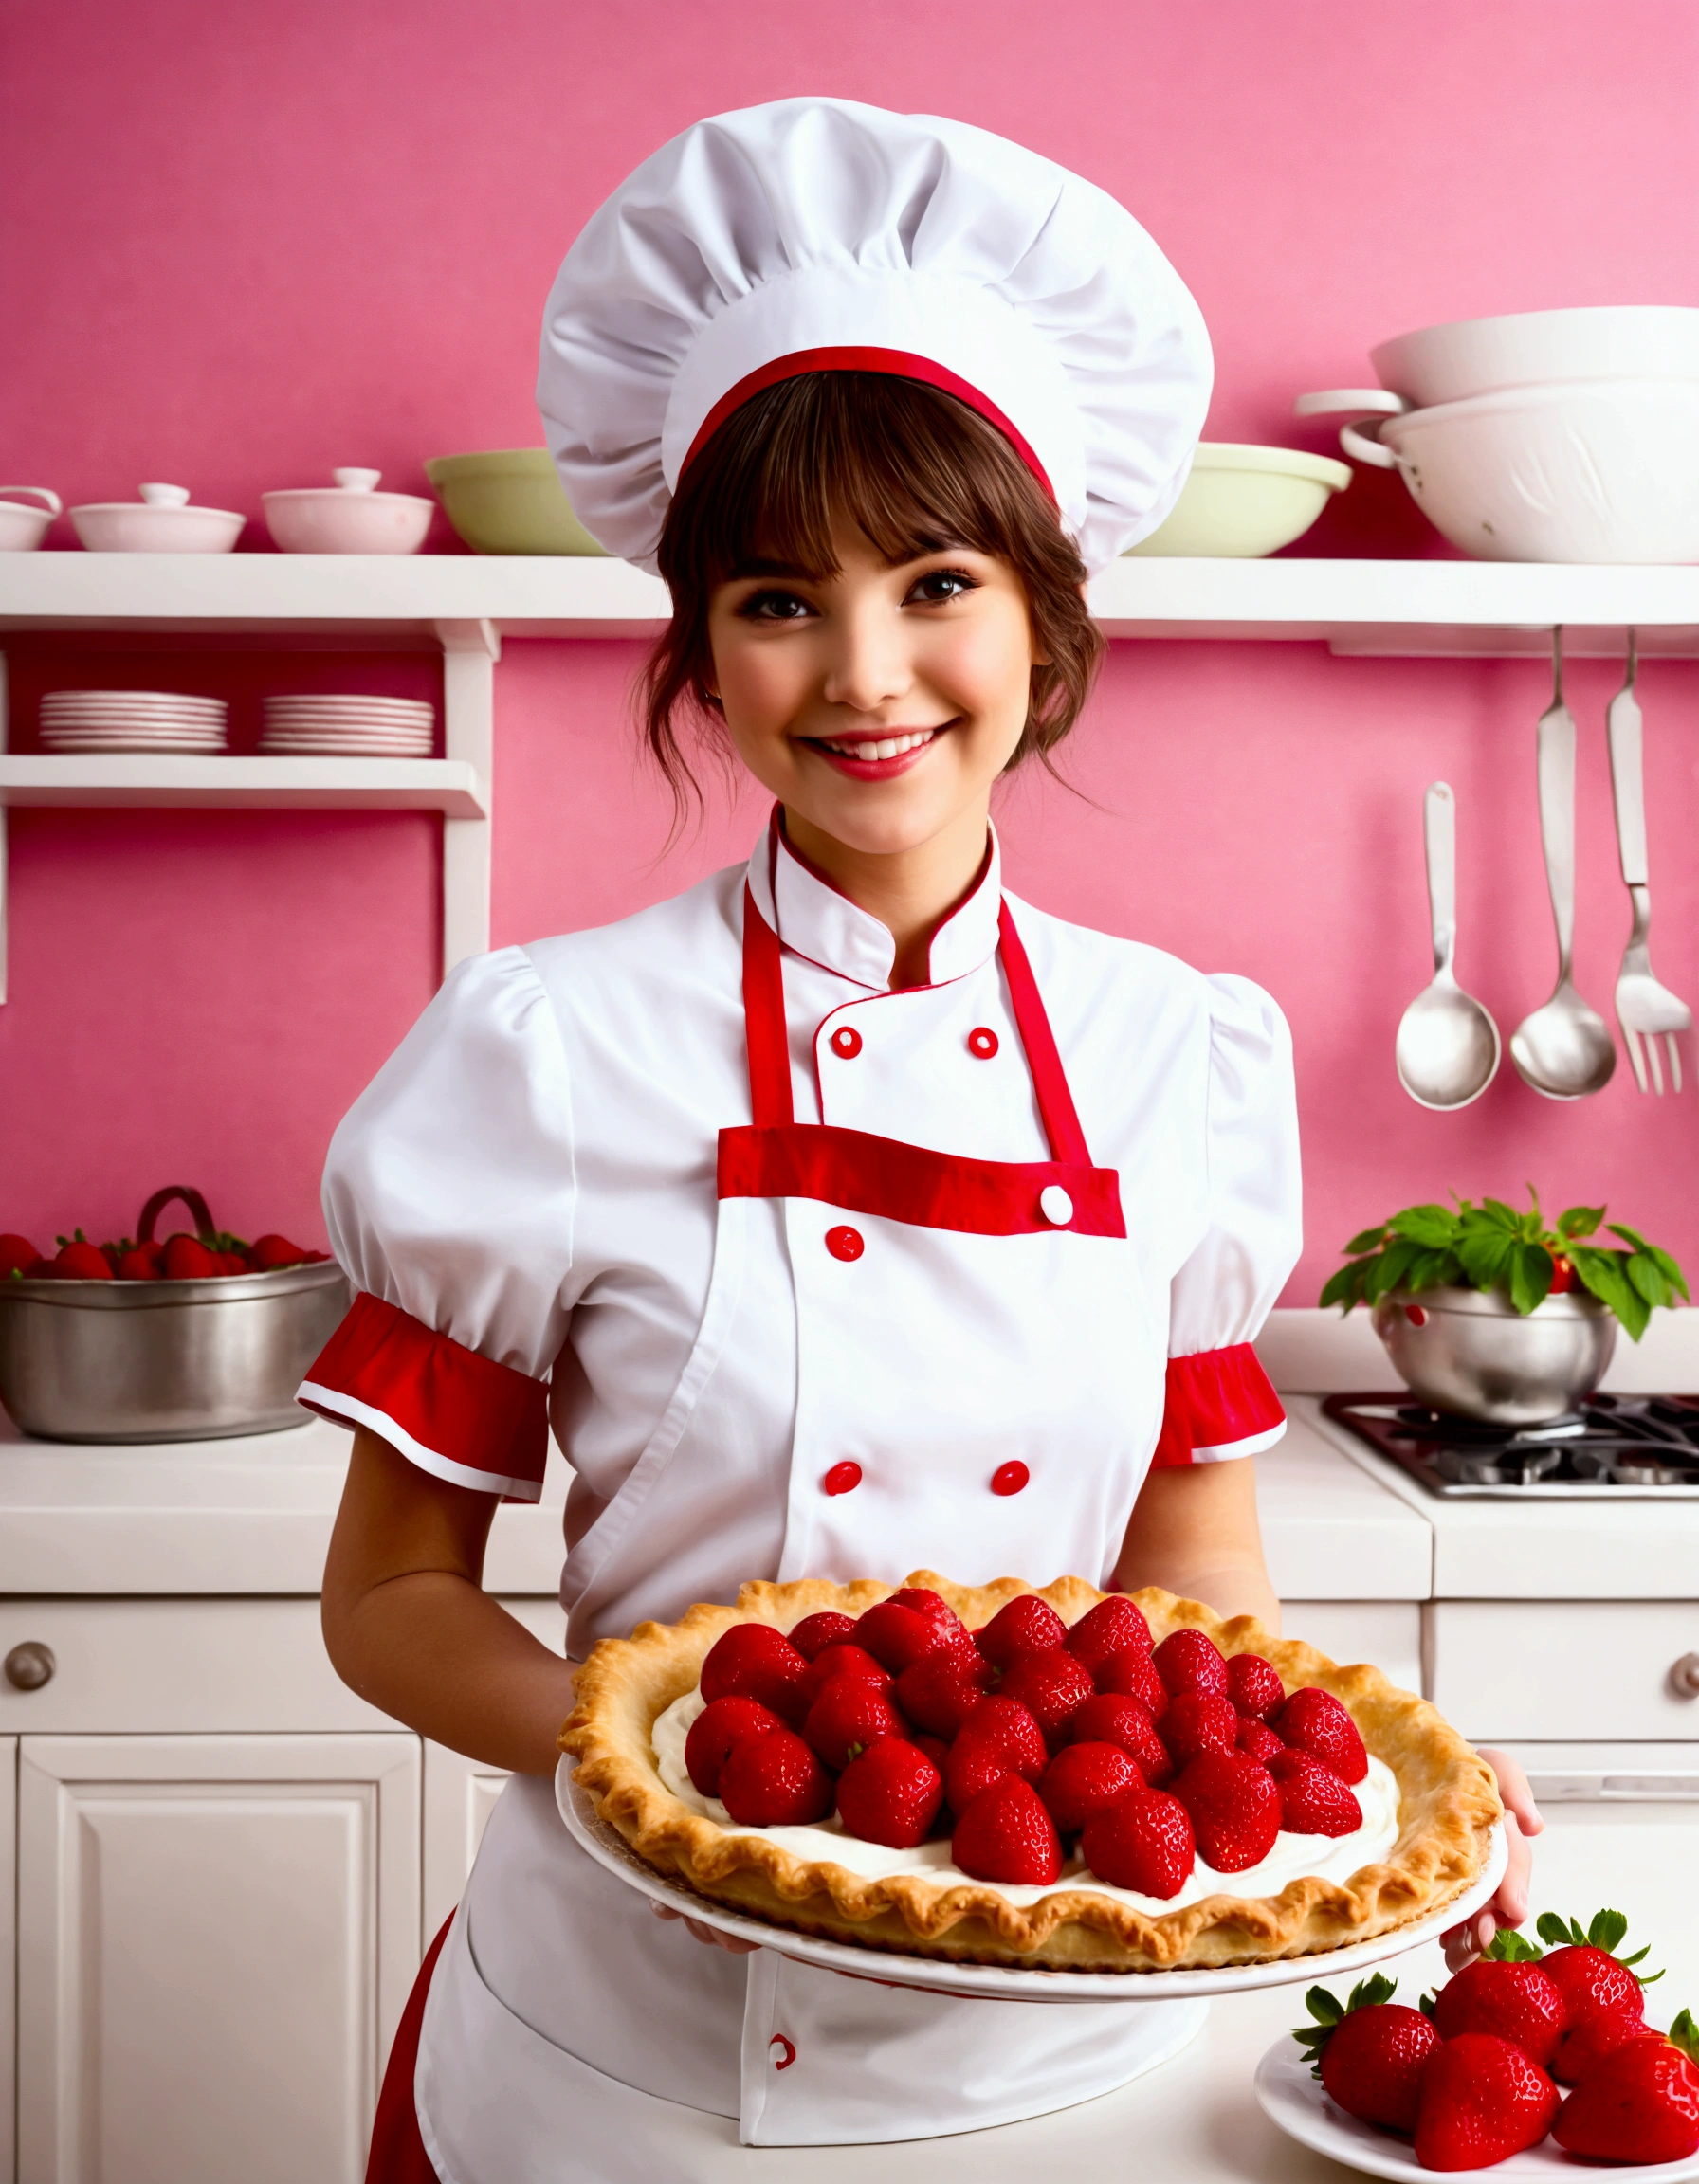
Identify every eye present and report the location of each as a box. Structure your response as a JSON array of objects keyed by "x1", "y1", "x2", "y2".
[
  {"x1": 737, "y1": 588, "x2": 815, "y2": 622},
  {"x1": 905, "y1": 567, "x2": 978, "y2": 606}
]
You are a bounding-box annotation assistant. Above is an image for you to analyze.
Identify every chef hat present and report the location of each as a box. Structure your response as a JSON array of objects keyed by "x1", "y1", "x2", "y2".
[{"x1": 537, "y1": 98, "x2": 1212, "y2": 576}]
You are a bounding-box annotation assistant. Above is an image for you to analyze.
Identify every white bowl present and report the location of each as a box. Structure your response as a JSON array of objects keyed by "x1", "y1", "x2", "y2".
[
  {"x1": 1124, "y1": 443, "x2": 1350, "y2": 557},
  {"x1": 0, "y1": 488, "x2": 62, "y2": 550},
  {"x1": 1372, "y1": 305, "x2": 1699, "y2": 408},
  {"x1": 262, "y1": 468, "x2": 434, "y2": 555},
  {"x1": 1298, "y1": 378, "x2": 1699, "y2": 561},
  {"x1": 70, "y1": 484, "x2": 245, "y2": 553}
]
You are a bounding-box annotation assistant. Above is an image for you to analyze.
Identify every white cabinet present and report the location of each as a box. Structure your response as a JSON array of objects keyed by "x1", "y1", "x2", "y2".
[
  {"x1": 17, "y1": 1732, "x2": 419, "y2": 2184},
  {"x1": 1427, "y1": 1602, "x2": 1699, "y2": 1741}
]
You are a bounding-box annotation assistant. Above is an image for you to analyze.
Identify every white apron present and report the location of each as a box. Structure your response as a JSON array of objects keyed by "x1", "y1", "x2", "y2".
[{"x1": 419, "y1": 878, "x2": 1193, "y2": 2165}]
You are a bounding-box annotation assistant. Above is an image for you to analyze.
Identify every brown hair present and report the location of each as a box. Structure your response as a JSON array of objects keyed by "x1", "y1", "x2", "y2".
[{"x1": 639, "y1": 372, "x2": 1105, "y2": 820}]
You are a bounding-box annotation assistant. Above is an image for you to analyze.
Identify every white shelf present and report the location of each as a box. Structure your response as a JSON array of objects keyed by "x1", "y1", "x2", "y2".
[
  {"x1": 3, "y1": 552, "x2": 1699, "y2": 652},
  {"x1": 0, "y1": 755, "x2": 487, "y2": 816}
]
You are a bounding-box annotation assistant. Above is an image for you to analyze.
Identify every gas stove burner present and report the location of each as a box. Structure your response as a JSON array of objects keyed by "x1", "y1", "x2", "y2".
[{"x1": 1322, "y1": 1392, "x2": 1699, "y2": 1498}]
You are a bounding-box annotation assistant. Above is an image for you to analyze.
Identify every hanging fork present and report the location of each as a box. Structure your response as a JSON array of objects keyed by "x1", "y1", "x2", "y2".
[{"x1": 1608, "y1": 631, "x2": 1692, "y2": 1093}]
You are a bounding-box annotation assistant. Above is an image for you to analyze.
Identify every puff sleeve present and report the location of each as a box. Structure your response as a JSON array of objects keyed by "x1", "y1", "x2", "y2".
[
  {"x1": 297, "y1": 948, "x2": 575, "y2": 1501},
  {"x1": 1151, "y1": 974, "x2": 1301, "y2": 1467}
]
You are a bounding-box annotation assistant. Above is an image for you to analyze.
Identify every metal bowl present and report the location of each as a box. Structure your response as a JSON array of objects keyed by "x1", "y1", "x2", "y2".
[
  {"x1": 1370, "y1": 1284, "x2": 1617, "y2": 1426},
  {"x1": 0, "y1": 1261, "x2": 349, "y2": 1442}
]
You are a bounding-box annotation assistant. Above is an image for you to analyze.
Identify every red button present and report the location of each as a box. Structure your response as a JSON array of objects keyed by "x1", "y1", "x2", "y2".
[
  {"x1": 823, "y1": 1462, "x2": 863, "y2": 1496},
  {"x1": 825, "y1": 1226, "x2": 865, "y2": 1261},
  {"x1": 991, "y1": 1461, "x2": 1030, "y2": 1497},
  {"x1": 967, "y1": 1027, "x2": 999, "y2": 1059},
  {"x1": 830, "y1": 1025, "x2": 863, "y2": 1058}
]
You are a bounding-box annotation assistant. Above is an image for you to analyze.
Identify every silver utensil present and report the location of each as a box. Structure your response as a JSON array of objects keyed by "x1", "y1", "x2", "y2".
[
  {"x1": 1396, "y1": 781, "x2": 1501, "y2": 1108},
  {"x1": 1510, "y1": 629, "x2": 1617, "y2": 1100},
  {"x1": 1607, "y1": 631, "x2": 1690, "y2": 1094}
]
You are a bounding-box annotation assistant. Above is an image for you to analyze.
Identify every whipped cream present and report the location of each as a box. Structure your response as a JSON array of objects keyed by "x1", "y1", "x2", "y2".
[{"x1": 652, "y1": 1687, "x2": 1402, "y2": 1917}]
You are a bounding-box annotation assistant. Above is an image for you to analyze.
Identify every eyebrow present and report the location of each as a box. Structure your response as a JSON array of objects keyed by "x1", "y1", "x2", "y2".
[{"x1": 726, "y1": 538, "x2": 976, "y2": 583}]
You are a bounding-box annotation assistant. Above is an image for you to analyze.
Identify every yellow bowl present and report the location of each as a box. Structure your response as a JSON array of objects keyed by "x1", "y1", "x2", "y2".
[
  {"x1": 1125, "y1": 443, "x2": 1351, "y2": 557},
  {"x1": 424, "y1": 449, "x2": 608, "y2": 555}
]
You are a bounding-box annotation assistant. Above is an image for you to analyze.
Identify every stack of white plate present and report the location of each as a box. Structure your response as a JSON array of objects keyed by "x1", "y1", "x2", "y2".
[
  {"x1": 259, "y1": 695, "x2": 435, "y2": 757},
  {"x1": 39, "y1": 690, "x2": 228, "y2": 754}
]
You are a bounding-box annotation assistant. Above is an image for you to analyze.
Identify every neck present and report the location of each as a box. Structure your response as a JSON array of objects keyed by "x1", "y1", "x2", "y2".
[{"x1": 781, "y1": 804, "x2": 992, "y2": 989}]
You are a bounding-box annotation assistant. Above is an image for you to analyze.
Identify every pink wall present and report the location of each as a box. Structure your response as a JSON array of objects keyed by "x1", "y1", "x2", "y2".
[{"x1": 4, "y1": 0, "x2": 1698, "y2": 1301}]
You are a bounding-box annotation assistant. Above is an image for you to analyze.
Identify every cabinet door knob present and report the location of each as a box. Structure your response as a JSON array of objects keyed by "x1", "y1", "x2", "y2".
[
  {"x1": 1671, "y1": 1652, "x2": 1699, "y2": 1699},
  {"x1": 4, "y1": 1641, "x2": 54, "y2": 1691}
]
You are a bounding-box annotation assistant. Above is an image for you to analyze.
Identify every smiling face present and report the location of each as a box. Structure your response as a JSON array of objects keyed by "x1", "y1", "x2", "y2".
[{"x1": 706, "y1": 527, "x2": 1043, "y2": 869}]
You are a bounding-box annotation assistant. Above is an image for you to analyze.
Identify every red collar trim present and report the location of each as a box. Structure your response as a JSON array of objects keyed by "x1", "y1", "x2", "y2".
[
  {"x1": 679, "y1": 346, "x2": 1056, "y2": 505},
  {"x1": 762, "y1": 810, "x2": 999, "y2": 991}
]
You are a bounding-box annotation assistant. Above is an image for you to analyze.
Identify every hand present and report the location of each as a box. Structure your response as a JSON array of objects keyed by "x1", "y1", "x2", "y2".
[
  {"x1": 650, "y1": 1901, "x2": 760, "y2": 1955},
  {"x1": 1441, "y1": 1747, "x2": 1542, "y2": 1973}
]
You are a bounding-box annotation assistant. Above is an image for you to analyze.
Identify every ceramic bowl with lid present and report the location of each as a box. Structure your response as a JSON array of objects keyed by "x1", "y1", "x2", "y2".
[
  {"x1": 262, "y1": 469, "x2": 435, "y2": 554},
  {"x1": 70, "y1": 484, "x2": 246, "y2": 553},
  {"x1": 0, "y1": 488, "x2": 62, "y2": 551}
]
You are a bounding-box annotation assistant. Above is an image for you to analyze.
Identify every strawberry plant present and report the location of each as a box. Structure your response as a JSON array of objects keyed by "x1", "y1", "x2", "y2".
[{"x1": 1320, "y1": 1189, "x2": 1688, "y2": 1339}]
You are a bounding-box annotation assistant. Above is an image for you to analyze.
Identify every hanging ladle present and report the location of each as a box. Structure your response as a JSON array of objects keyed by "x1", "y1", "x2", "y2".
[
  {"x1": 1396, "y1": 782, "x2": 1501, "y2": 1109},
  {"x1": 1509, "y1": 628, "x2": 1617, "y2": 1100}
]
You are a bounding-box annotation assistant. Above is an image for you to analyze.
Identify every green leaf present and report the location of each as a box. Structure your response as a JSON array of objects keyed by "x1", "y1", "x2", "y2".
[
  {"x1": 1455, "y1": 1229, "x2": 1516, "y2": 1293},
  {"x1": 1321, "y1": 1262, "x2": 1369, "y2": 1314},
  {"x1": 1390, "y1": 1205, "x2": 1462, "y2": 1248},
  {"x1": 1486, "y1": 1927, "x2": 1544, "y2": 1962},
  {"x1": 1343, "y1": 1226, "x2": 1389, "y2": 1257},
  {"x1": 1347, "y1": 1973, "x2": 1398, "y2": 2011},
  {"x1": 1669, "y1": 2010, "x2": 1699, "y2": 2066},
  {"x1": 1364, "y1": 1237, "x2": 1424, "y2": 1302},
  {"x1": 1306, "y1": 1986, "x2": 1344, "y2": 2025},
  {"x1": 1558, "y1": 1205, "x2": 1607, "y2": 1241},
  {"x1": 1405, "y1": 1247, "x2": 1464, "y2": 1294},
  {"x1": 1588, "y1": 1909, "x2": 1630, "y2": 1953},
  {"x1": 1419, "y1": 1992, "x2": 1437, "y2": 2020},
  {"x1": 1628, "y1": 1253, "x2": 1672, "y2": 1309},
  {"x1": 1508, "y1": 1243, "x2": 1555, "y2": 1317},
  {"x1": 1479, "y1": 1198, "x2": 1525, "y2": 1233},
  {"x1": 1570, "y1": 1248, "x2": 1653, "y2": 1339},
  {"x1": 1609, "y1": 1228, "x2": 1692, "y2": 1302},
  {"x1": 1536, "y1": 1912, "x2": 1577, "y2": 1949}
]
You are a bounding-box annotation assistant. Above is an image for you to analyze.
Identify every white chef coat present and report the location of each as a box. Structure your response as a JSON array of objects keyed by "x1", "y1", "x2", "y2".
[{"x1": 301, "y1": 815, "x2": 1301, "y2": 2168}]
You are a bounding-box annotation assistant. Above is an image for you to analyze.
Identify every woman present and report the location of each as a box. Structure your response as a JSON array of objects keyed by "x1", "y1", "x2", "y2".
[{"x1": 310, "y1": 99, "x2": 1537, "y2": 2181}]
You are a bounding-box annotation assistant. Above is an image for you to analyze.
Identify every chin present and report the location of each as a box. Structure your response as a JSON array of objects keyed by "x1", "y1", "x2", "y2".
[{"x1": 803, "y1": 792, "x2": 959, "y2": 859}]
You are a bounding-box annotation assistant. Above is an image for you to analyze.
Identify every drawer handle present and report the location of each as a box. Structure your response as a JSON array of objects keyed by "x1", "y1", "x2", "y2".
[
  {"x1": 4, "y1": 1641, "x2": 55, "y2": 1691},
  {"x1": 1671, "y1": 1653, "x2": 1699, "y2": 1700}
]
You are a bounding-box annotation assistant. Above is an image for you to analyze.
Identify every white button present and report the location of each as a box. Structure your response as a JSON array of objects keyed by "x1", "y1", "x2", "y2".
[{"x1": 1039, "y1": 1185, "x2": 1073, "y2": 1227}]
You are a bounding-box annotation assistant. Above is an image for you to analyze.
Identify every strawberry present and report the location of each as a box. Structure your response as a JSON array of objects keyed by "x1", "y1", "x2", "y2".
[
  {"x1": 1555, "y1": 2011, "x2": 1662, "y2": 2087},
  {"x1": 53, "y1": 1239, "x2": 113, "y2": 1279},
  {"x1": 117, "y1": 1240, "x2": 165, "y2": 1280},
  {"x1": 997, "y1": 1649, "x2": 1095, "y2": 1748},
  {"x1": 913, "y1": 1731, "x2": 950, "y2": 1773},
  {"x1": 685, "y1": 1697, "x2": 783, "y2": 1797},
  {"x1": 1274, "y1": 1686, "x2": 1368, "y2": 1785},
  {"x1": 895, "y1": 1643, "x2": 995, "y2": 1737},
  {"x1": 247, "y1": 1233, "x2": 314, "y2": 1270},
  {"x1": 886, "y1": 1586, "x2": 964, "y2": 1639},
  {"x1": 1414, "y1": 2032, "x2": 1559, "y2": 2170},
  {"x1": 799, "y1": 1642, "x2": 892, "y2": 1710},
  {"x1": 854, "y1": 1601, "x2": 947, "y2": 1675},
  {"x1": 944, "y1": 1696, "x2": 1047, "y2": 1814},
  {"x1": 1226, "y1": 1652, "x2": 1285, "y2": 1720},
  {"x1": 1063, "y1": 1596, "x2": 1152, "y2": 1675},
  {"x1": 0, "y1": 1234, "x2": 41, "y2": 1279},
  {"x1": 1037, "y1": 1742, "x2": 1142, "y2": 1835},
  {"x1": 717, "y1": 1727, "x2": 833, "y2": 1826},
  {"x1": 974, "y1": 1594, "x2": 1067, "y2": 1666},
  {"x1": 1080, "y1": 1788, "x2": 1195, "y2": 1897},
  {"x1": 22, "y1": 1257, "x2": 57, "y2": 1277},
  {"x1": 217, "y1": 1250, "x2": 249, "y2": 1274},
  {"x1": 1237, "y1": 1717, "x2": 1286, "y2": 1763},
  {"x1": 1432, "y1": 1956, "x2": 1569, "y2": 2068},
  {"x1": 1160, "y1": 1689, "x2": 1239, "y2": 1769},
  {"x1": 1153, "y1": 1627, "x2": 1230, "y2": 1699},
  {"x1": 1292, "y1": 1974, "x2": 1441, "y2": 2134},
  {"x1": 699, "y1": 1624, "x2": 812, "y2": 1724},
  {"x1": 1554, "y1": 2034, "x2": 1699, "y2": 2164},
  {"x1": 1269, "y1": 1750, "x2": 1361, "y2": 1836},
  {"x1": 802, "y1": 1678, "x2": 907, "y2": 1772},
  {"x1": 1174, "y1": 1750, "x2": 1280, "y2": 1872},
  {"x1": 1534, "y1": 1908, "x2": 1657, "y2": 2023},
  {"x1": 835, "y1": 1738, "x2": 944, "y2": 1847},
  {"x1": 1095, "y1": 1644, "x2": 1168, "y2": 1717},
  {"x1": 162, "y1": 1233, "x2": 221, "y2": 1280},
  {"x1": 787, "y1": 1611, "x2": 858, "y2": 1662},
  {"x1": 951, "y1": 1775, "x2": 1061, "y2": 1884},
  {"x1": 1068, "y1": 1693, "x2": 1175, "y2": 1786}
]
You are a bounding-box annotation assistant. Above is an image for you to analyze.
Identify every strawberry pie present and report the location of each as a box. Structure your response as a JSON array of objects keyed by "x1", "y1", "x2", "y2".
[{"x1": 561, "y1": 1573, "x2": 1501, "y2": 1972}]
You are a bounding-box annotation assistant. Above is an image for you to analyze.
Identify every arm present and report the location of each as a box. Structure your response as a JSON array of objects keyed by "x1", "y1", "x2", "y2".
[
  {"x1": 320, "y1": 1426, "x2": 576, "y2": 1776},
  {"x1": 1113, "y1": 1455, "x2": 1280, "y2": 1633}
]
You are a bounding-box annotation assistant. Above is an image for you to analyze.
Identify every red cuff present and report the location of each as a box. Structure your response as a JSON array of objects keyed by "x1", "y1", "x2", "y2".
[
  {"x1": 298, "y1": 1290, "x2": 550, "y2": 1502},
  {"x1": 1150, "y1": 1343, "x2": 1285, "y2": 1469}
]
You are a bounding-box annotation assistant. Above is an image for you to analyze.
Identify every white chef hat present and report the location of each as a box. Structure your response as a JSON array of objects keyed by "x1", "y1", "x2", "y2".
[{"x1": 537, "y1": 98, "x2": 1212, "y2": 576}]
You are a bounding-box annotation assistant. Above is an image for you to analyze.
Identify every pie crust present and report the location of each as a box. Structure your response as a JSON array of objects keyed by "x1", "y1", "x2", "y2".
[{"x1": 560, "y1": 1573, "x2": 1503, "y2": 1973}]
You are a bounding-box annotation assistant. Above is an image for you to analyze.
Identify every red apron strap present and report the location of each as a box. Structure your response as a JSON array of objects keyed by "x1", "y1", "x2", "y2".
[
  {"x1": 742, "y1": 883, "x2": 795, "y2": 1127},
  {"x1": 996, "y1": 900, "x2": 1092, "y2": 1166}
]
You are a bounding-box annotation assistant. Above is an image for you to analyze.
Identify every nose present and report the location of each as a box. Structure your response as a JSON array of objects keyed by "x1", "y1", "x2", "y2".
[{"x1": 820, "y1": 596, "x2": 912, "y2": 715}]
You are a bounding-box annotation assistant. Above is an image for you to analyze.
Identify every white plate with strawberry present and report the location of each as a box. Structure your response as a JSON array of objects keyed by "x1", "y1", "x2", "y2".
[{"x1": 1254, "y1": 1914, "x2": 1699, "y2": 2176}]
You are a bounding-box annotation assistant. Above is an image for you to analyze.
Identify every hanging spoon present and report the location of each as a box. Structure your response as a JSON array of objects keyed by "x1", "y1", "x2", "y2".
[
  {"x1": 1396, "y1": 781, "x2": 1501, "y2": 1108},
  {"x1": 1509, "y1": 628, "x2": 1617, "y2": 1100}
]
